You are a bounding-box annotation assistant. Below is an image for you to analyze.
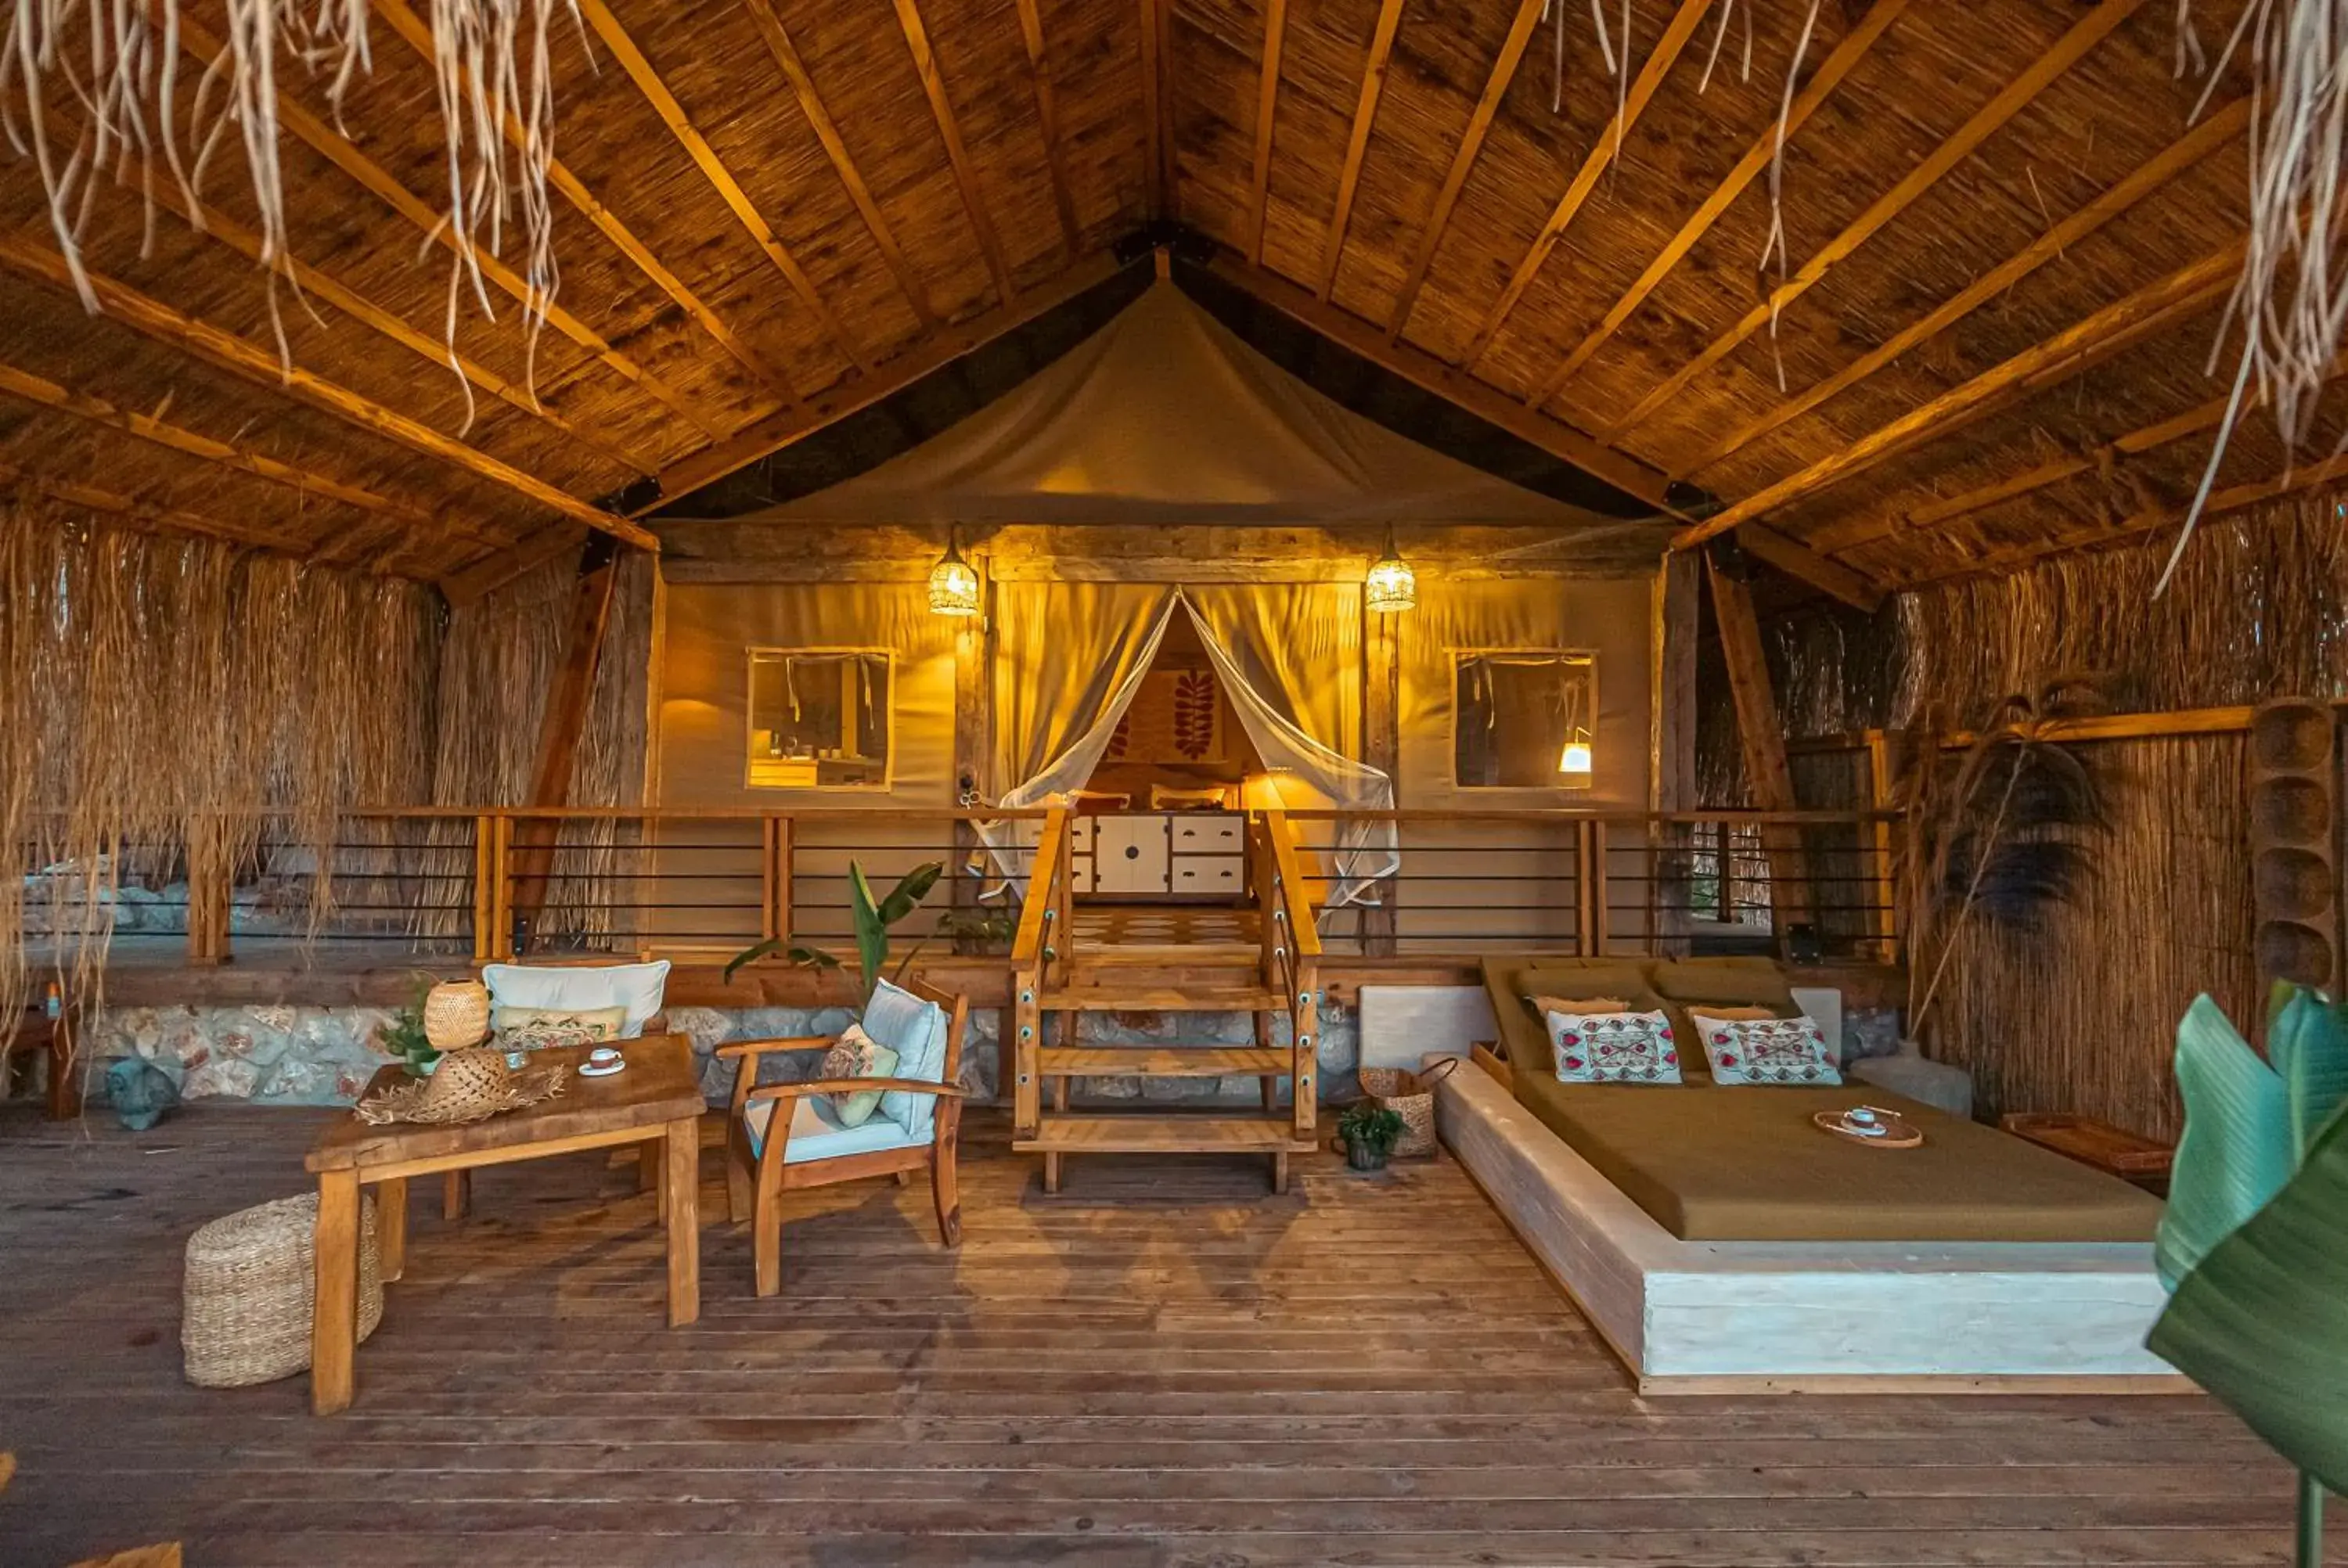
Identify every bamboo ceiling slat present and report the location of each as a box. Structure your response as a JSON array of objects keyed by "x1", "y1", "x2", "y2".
[
  {"x1": 891, "y1": 0, "x2": 1020, "y2": 304},
  {"x1": 1011, "y1": 0, "x2": 1086, "y2": 255}
]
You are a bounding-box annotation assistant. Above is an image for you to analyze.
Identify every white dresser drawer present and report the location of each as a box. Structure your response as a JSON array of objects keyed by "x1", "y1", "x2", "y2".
[
  {"x1": 1171, "y1": 855, "x2": 1244, "y2": 892},
  {"x1": 1171, "y1": 815, "x2": 1244, "y2": 853}
]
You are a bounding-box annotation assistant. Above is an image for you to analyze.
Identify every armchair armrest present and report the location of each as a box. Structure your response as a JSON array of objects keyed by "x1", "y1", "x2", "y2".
[
  {"x1": 746, "y1": 1077, "x2": 971, "y2": 1102},
  {"x1": 715, "y1": 1036, "x2": 835, "y2": 1059}
]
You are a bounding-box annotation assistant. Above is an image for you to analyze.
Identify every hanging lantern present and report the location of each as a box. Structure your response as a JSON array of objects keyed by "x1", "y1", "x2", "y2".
[
  {"x1": 928, "y1": 529, "x2": 980, "y2": 617},
  {"x1": 1558, "y1": 732, "x2": 1594, "y2": 786},
  {"x1": 1364, "y1": 532, "x2": 1416, "y2": 613}
]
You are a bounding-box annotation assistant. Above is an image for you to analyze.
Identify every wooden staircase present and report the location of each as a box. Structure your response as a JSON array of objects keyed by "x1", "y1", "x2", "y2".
[{"x1": 1010, "y1": 807, "x2": 1320, "y2": 1192}]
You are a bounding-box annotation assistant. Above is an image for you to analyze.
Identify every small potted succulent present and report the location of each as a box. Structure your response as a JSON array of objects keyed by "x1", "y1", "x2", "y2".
[
  {"x1": 378, "y1": 999, "x2": 439, "y2": 1078},
  {"x1": 1337, "y1": 1102, "x2": 1406, "y2": 1173}
]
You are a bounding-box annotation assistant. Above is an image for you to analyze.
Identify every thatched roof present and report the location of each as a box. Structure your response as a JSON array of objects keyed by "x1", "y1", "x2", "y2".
[{"x1": 0, "y1": 0, "x2": 2290, "y2": 599}]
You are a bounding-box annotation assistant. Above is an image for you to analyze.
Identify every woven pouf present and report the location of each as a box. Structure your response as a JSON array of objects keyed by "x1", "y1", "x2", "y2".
[{"x1": 182, "y1": 1192, "x2": 384, "y2": 1389}]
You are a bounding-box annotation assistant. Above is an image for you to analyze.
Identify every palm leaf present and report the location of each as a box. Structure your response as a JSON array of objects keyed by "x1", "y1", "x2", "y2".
[
  {"x1": 2155, "y1": 994, "x2": 2293, "y2": 1290},
  {"x1": 2148, "y1": 1097, "x2": 2348, "y2": 1494},
  {"x1": 2267, "y1": 984, "x2": 2348, "y2": 1163}
]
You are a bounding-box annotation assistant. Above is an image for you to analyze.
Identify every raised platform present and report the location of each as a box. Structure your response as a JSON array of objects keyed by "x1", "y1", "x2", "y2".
[{"x1": 1434, "y1": 1053, "x2": 2185, "y2": 1394}]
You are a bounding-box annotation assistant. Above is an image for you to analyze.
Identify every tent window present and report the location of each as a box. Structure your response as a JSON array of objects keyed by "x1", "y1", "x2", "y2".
[
  {"x1": 1453, "y1": 651, "x2": 1597, "y2": 790},
  {"x1": 745, "y1": 649, "x2": 892, "y2": 790}
]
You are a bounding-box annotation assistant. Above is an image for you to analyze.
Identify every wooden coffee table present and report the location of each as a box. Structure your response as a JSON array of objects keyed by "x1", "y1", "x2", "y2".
[
  {"x1": 304, "y1": 1034, "x2": 705, "y2": 1415},
  {"x1": 1999, "y1": 1111, "x2": 2174, "y2": 1194}
]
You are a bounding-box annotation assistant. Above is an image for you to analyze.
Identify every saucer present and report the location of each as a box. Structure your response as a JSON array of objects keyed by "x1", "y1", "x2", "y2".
[{"x1": 579, "y1": 1059, "x2": 628, "y2": 1078}]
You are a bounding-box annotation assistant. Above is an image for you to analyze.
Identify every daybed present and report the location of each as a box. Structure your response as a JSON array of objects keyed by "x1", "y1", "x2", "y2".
[{"x1": 1428, "y1": 955, "x2": 2178, "y2": 1393}]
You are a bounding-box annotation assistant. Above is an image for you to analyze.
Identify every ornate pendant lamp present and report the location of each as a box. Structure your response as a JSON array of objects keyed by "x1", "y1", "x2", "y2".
[
  {"x1": 928, "y1": 526, "x2": 981, "y2": 617},
  {"x1": 1364, "y1": 528, "x2": 1417, "y2": 613}
]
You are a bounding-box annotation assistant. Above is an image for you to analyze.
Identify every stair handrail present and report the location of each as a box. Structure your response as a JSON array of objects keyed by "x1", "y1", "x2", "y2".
[
  {"x1": 1009, "y1": 807, "x2": 1072, "y2": 969},
  {"x1": 1255, "y1": 809, "x2": 1321, "y2": 998}
]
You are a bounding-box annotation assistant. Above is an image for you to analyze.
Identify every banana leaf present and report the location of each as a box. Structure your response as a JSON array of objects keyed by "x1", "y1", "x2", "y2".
[
  {"x1": 848, "y1": 860, "x2": 944, "y2": 1011},
  {"x1": 2155, "y1": 994, "x2": 2295, "y2": 1290},
  {"x1": 2265, "y1": 984, "x2": 2348, "y2": 1163},
  {"x1": 2148, "y1": 1096, "x2": 2348, "y2": 1495}
]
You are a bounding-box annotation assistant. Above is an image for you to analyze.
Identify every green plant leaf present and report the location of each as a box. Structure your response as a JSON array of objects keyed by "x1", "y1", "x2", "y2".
[
  {"x1": 2156, "y1": 994, "x2": 2293, "y2": 1291},
  {"x1": 849, "y1": 861, "x2": 889, "y2": 1013},
  {"x1": 2267, "y1": 985, "x2": 2348, "y2": 1163},
  {"x1": 875, "y1": 861, "x2": 944, "y2": 926},
  {"x1": 723, "y1": 937, "x2": 786, "y2": 983},
  {"x1": 2148, "y1": 1095, "x2": 2348, "y2": 1494}
]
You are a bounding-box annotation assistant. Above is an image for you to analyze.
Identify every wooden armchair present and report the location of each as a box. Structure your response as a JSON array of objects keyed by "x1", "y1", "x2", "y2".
[{"x1": 719, "y1": 977, "x2": 970, "y2": 1297}]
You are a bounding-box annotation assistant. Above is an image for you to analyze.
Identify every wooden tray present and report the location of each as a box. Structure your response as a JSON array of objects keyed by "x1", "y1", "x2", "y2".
[{"x1": 1813, "y1": 1108, "x2": 1923, "y2": 1149}]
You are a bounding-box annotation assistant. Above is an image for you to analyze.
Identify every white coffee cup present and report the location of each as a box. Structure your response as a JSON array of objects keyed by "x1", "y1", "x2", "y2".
[{"x1": 589, "y1": 1046, "x2": 622, "y2": 1068}]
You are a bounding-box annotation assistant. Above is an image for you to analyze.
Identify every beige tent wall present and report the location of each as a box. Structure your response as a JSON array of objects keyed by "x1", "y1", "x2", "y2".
[
  {"x1": 1389, "y1": 575, "x2": 1655, "y2": 953},
  {"x1": 651, "y1": 581, "x2": 960, "y2": 954}
]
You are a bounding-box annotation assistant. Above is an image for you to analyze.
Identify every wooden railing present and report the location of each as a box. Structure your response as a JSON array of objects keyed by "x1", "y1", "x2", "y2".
[
  {"x1": 1008, "y1": 807, "x2": 1073, "y2": 1137},
  {"x1": 1255, "y1": 810, "x2": 1323, "y2": 1138}
]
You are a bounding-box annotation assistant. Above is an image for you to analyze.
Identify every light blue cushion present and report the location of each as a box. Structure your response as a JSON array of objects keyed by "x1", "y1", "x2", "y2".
[
  {"x1": 862, "y1": 978, "x2": 949, "y2": 1139},
  {"x1": 744, "y1": 1095, "x2": 925, "y2": 1164}
]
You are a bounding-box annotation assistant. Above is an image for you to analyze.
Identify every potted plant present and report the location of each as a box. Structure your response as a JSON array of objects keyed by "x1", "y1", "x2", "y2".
[
  {"x1": 1337, "y1": 1101, "x2": 1406, "y2": 1172},
  {"x1": 378, "y1": 998, "x2": 438, "y2": 1077},
  {"x1": 725, "y1": 860, "x2": 943, "y2": 1011}
]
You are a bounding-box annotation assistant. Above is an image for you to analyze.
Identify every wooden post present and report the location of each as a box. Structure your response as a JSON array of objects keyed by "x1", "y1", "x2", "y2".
[
  {"x1": 1864, "y1": 728, "x2": 1900, "y2": 964},
  {"x1": 1361, "y1": 597, "x2": 1401, "y2": 956},
  {"x1": 1704, "y1": 550, "x2": 1814, "y2": 940},
  {"x1": 509, "y1": 536, "x2": 624, "y2": 950},
  {"x1": 471, "y1": 814, "x2": 499, "y2": 963},
  {"x1": 41, "y1": 980, "x2": 79, "y2": 1121},
  {"x1": 760, "y1": 815, "x2": 794, "y2": 943},
  {"x1": 1651, "y1": 553, "x2": 1699, "y2": 957},
  {"x1": 950, "y1": 554, "x2": 992, "y2": 922}
]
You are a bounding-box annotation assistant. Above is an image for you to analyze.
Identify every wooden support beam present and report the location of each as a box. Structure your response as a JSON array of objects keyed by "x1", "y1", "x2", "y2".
[
  {"x1": 374, "y1": 0, "x2": 801, "y2": 402},
  {"x1": 1204, "y1": 250, "x2": 1673, "y2": 509},
  {"x1": 1383, "y1": 0, "x2": 1544, "y2": 336},
  {"x1": 0, "y1": 236, "x2": 658, "y2": 551},
  {"x1": 1705, "y1": 551, "x2": 1813, "y2": 938},
  {"x1": 1538, "y1": 0, "x2": 1907, "y2": 401},
  {"x1": 1687, "y1": 97, "x2": 2247, "y2": 476},
  {"x1": 1138, "y1": 0, "x2": 1174, "y2": 221},
  {"x1": 574, "y1": 0, "x2": 870, "y2": 372},
  {"x1": 1010, "y1": 0, "x2": 1084, "y2": 256},
  {"x1": 164, "y1": 6, "x2": 741, "y2": 445},
  {"x1": 652, "y1": 253, "x2": 1125, "y2": 511},
  {"x1": 1463, "y1": 0, "x2": 1715, "y2": 369},
  {"x1": 891, "y1": 0, "x2": 1019, "y2": 306},
  {"x1": 1315, "y1": 0, "x2": 1410, "y2": 301},
  {"x1": 1675, "y1": 236, "x2": 2244, "y2": 548},
  {"x1": 1244, "y1": 0, "x2": 1289, "y2": 264},
  {"x1": 1604, "y1": 0, "x2": 2144, "y2": 441},
  {"x1": 441, "y1": 527, "x2": 591, "y2": 606},
  {"x1": 743, "y1": 0, "x2": 938, "y2": 325},
  {"x1": 1735, "y1": 522, "x2": 1884, "y2": 612},
  {"x1": 510, "y1": 538, "x2": 624, "y2": 944},
  {"x1": 0, "y1": 460, "x2": 308, "y2": 556}
]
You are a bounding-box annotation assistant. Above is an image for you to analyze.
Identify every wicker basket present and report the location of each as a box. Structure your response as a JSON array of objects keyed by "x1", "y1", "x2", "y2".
[
  {"x1": 423, "y1": 979, "x2": 492, "y2": 1052},
  {"x1": 1356, "y1": 1059, "x2": 1460, "y2": 1160},
  {"x1": 183, "y1": 1192, "x2": 384, "y2": 1389}
]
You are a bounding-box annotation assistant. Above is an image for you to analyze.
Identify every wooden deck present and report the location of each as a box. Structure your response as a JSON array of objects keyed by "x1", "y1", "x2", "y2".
[{"x1": 0, "y1": 1106, "x2": 2328, "y2": 1567}]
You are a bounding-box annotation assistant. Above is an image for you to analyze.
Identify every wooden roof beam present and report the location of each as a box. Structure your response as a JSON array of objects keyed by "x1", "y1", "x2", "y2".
[
  {"x1": 891, "y1": 0, "x2": 1020, "y2": 306},
  {"x1": 0, "y1": 236, "x2": 658, "y2": 550},
  {"x1": 373, "y1": 0, "x2": 801, "y2": 404},
  {"x1": 1205, "y1": 250, "x2": 1672, "y2": 509},
  {"x1": 1735, "y1": 521, "x2": 1884, "y2": 611},
  {"x1": 574, "y1": 0, "x2": 871, "y2": 372},
  {"x1": 0, "y1": 460, "x2": 312, "y2": 557},
  {"x1": 742, "y1": 0, "x2": 940, "y2": 326},
  {"x1": 1140, "y1": 0, "x2": 1175, "y2": 221},
  {"x1": 1602, "y1": 0, "x2": 2145, "y2": 441},
  {"x1": 164, "y1": 7, "x2": 740, "y2": 445},
  {"x1": 1534, "y1": 0, "x2": 1909, "y2": 400},
  {"x1": 1687, "y1": 97, "x2": 2247, "y2": 477},
  {"x1": 1315, "y1": 0, "x2": 1409, "y2": 301},
  {"x1": 1674, "y1": 235, "x2": 2246, "y2": 548},
  {"x1": 1010, "y1": 0, "x2": 1085, "y2": 257},
  {"x1": 651, "y1": 253, "x2": 1126, "y2": 511},
  {"x1": 1243, "y1": 0, "x2": 1289, "y2": 264},
  {"x1": 1462, "y1": 0, "x2": 1716, "y2": 369},
  {"x1": 1382, "y1": 0, "x2": 1546, "y2": 337}
]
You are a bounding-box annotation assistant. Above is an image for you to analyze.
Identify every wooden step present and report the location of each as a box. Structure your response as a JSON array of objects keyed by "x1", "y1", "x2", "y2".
[
  {"x1": 1041, "y1": 987, "x2": 1287, "y2": 1012},
  {"x1": 1036, "y1": 1047, "x2": 1291, "y2": 1077},
  {"x1": 1014, "y1": 1115, "x2": 1313, "y2": 1154}
]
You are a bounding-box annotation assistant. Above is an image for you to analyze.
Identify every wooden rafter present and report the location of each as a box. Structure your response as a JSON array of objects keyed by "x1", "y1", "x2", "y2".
[
  {"x1": 164, "y1": 8, "x2": 738, "y2": 444},
  {"x1": 742, "y1": 0, "x2": 938, "y2": 325},
  {"x1": 1687, "y1": 98, "x2": 2247, "y2": 477},
  {"x1": 511, "y1": 537, "x2": 621, "y2": 937},
  {"x1": 1736, "y1": 522, "x2": 1883, "y2": 611},
  {"x1": 1010, "y1": 0, "x2": 1085, "y2": 255},
  {"x1": 1602, "y1": 0, "x2": 2144, "y2": 441},
  {"x1": 1315, "y1": 0, "x2": 1409, "y2": 301},
  {"x1": 1244, "y1": 0, "x2": 1289, "y2": 264},
  {"x1": 1812, "y1": 352, "x2": 2348, "y2": 557},
  {"x1": 1205, "y1": 250, "x2": 1672, "y2": 509},
  {"x1": 1382, "y1": 0, "x2": 1546, "y2": 336},
  {"x1": 1139, "y1": 0, "x2": 1174, "y2": 221},
  {"x1": 1535, "y1": 0, "x2": 1909, "y2": 400},
  {"x1": 0, "y1": 459, "x2": 310, "y2": 556},
  {"x1": 1675, "y1": 236, "x2": 2246, "y2": 548},
  {"x1": 574, "y1": 0, "x2": 871, "y2": 373},
  {"x1": 651, "y1": 253, "x2": 1126, "y2": 511},
  {"x1": 891, "y1": 0, "x2": 1020, "y2": 305},
  {"x1": 1463, "y1": 0, "x2": 1715, "y2": 369},
  {"x1": 1705, "y1": 549, "x2": 1813, "y2": 935},
  {"x1": 0, "y1": 236, "x2": 657, "y2": 549},
  {"x1": 373, "y1": 0, "x2": 800, "y2": 404}
]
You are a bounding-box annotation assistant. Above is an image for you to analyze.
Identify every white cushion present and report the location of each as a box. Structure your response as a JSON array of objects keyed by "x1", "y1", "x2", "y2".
[
  {"x1": 1691, "y1": 1011, "x2": 1842, "y2": 1086},
  {"x1": 482, "y1": 960, "x2": 671, "y2": 1039},
  {"x1": 1542, "y1": 1009, "x2": 1682, "y2": 1084},
  {"x1": 744, "y1": 1095, "x2": 925, "y2": 1164},
  {"x1": 860, "y1": 978, "x2": 949, "y2": 1139}
]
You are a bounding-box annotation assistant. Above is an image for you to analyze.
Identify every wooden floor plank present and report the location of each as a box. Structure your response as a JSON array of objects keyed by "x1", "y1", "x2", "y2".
[{"x1": 0, "y1": 1104, "x2": 2329, "y2": 1567}]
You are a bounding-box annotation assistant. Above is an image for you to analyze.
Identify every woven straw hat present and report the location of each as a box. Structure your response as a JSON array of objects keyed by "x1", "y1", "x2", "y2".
[{"x1": 355, "y1": 1047, "x2": 565, "y2": 1125}]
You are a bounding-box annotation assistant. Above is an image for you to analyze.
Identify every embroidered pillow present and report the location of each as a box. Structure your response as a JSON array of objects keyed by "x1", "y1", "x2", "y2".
[
  {"x1": 817, "y1": 1023, "x2": 899, "y2": 1129},
  {"x1": 492, "y1": 1004, "x2": 629, "y2": 1053},
  {"x1": 1543, "y1": 1009, "x2": 1681, "y2": 1084},
  {"x1": 1692, "y1": 1012, "x2": 1842, "y2": 1085}
]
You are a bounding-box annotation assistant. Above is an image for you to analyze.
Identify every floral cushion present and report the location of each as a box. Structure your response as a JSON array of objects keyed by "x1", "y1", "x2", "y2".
[
  {"x1": 817, "y1": 1023, "x2": 899, "y2": 1129},
  {"x1": 1692, "y1": 1012, "x2": 1842, "y2": 1086},
  {"x1": 491, "y1": 1004, "x2": 629, "y2": 1053},
  {"x1": 1542, "y1": 1009, "x2": 1681, "y2": 1084}
]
